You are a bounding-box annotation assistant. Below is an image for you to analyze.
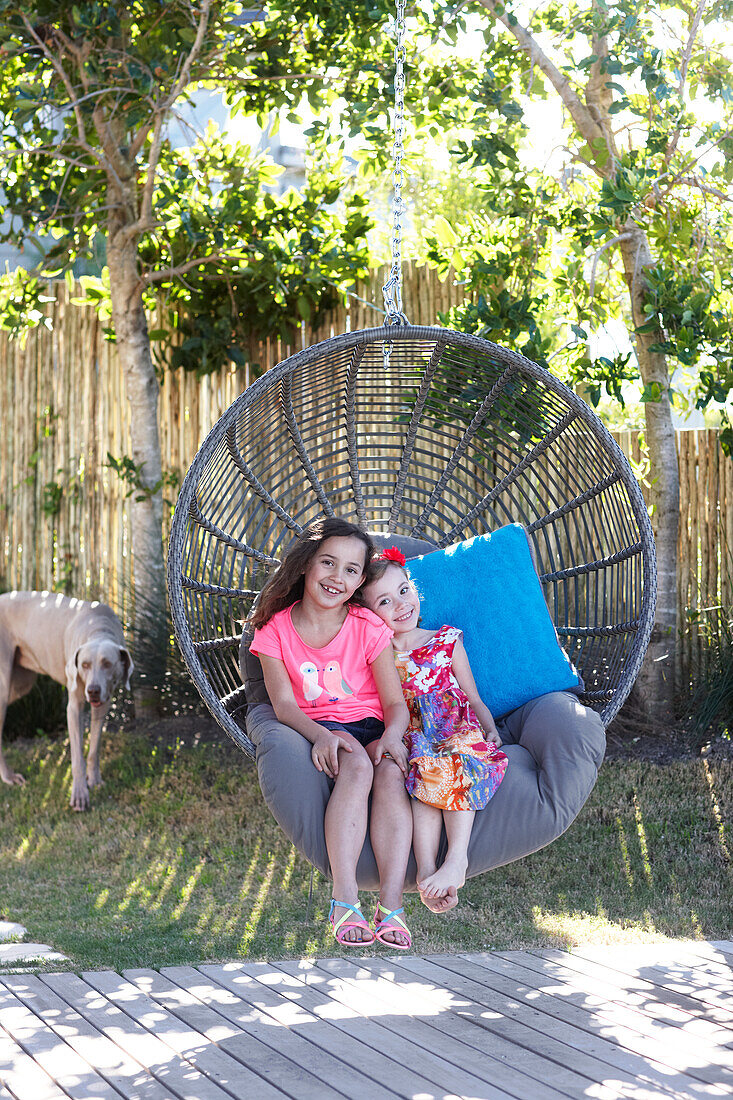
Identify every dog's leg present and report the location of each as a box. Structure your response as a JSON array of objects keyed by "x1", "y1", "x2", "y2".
[
  {"x1": 0, "y1": 698, "x2": 26, "y2": 786},
  {"x1": 0, "y1": 662, "x2": 36, "y2": 787},
  {"x1": 67, "y1": 692, "x2": 90, "y2": 811},
  {"x1": 86, "y1": 702, "x2": 108, "y2": 789}
]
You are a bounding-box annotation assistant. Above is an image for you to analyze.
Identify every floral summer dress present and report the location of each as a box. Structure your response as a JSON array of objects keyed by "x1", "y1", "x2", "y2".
[{"x1": 395, "y1": 625, "x2": 508, "y2": 811}]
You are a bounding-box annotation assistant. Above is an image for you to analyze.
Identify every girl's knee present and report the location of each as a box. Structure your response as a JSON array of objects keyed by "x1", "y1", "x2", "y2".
[
  {"x1": 373, "y1": 757, "x2": 410, "y2": 795},
  {"x1": 374, "y1": 755, "x2": 404, "y2": 779},
  {"x1": 339, "y1": 746, "x2": 373, "y2": 787}
]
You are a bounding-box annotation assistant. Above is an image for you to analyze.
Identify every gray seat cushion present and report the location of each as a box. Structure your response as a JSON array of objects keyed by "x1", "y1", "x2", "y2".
[{"x1": 246, "y1": 690, "x2": 605, "y2": 890}]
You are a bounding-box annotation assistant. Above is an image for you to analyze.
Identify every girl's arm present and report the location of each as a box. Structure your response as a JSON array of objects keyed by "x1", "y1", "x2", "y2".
[
  {"x1": 451, "y1": 637, "x2": 502, "y2": 746},
  {"x1": 258, "y1": 654, "x2": 353, "y2": 778},
  {"x1": 370, "y1": 646, "x2": 410, "y2": 773}
]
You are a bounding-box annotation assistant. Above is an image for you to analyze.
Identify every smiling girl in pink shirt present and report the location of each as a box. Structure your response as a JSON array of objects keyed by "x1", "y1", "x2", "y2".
[{"x1": 249, "y1": 518, "x2": 412, "y2": 949}]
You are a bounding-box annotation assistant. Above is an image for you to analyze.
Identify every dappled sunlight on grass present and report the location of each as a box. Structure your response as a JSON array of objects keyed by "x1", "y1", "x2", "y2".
[
  {"x1": 615, "y1": 815, "x2": 633, "y2": 884},
  {"x1": 1, "y1": 732, "x2": 731, "y2": 970},
  {"x1": 14, "y1": 827, "x2": 36, "y2": 861},
  {"x1": 171, "y1": 855, "x2": 206, "y2": 920},
  {"x1": 632, "y1": 793, "x2": 653, "y2": 884},
  {"x1": 238, "y1": 852, "x2": 277, "y2": 954},
  {"x1": 524, "y1": 759, "x2": 733, "y2": 948},
  {"x1": 530, "y1": 904, "x2": 676, "y2": 947},
  {"x1": 94, "y1": 887, "x2": 109, "y2": 910},
  {"x1": 37, "y1": 740, "x2": 68, "y2": 812},
  {"x1": 702, "y1": 757, "x2": 731, "y2": 863}
]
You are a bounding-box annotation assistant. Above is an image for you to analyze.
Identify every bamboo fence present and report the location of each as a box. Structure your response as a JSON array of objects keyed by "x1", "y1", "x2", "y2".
[{"x1": 0, "y1": 270, "x2": 730, "y2": 684}]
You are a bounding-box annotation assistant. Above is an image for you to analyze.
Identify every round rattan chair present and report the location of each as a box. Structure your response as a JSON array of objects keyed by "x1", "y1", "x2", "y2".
[{"x1": 168, "y1": 325, "x2": 656, "y2": 758}]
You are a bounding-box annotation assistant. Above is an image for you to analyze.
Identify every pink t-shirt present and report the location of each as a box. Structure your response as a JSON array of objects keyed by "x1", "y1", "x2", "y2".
[{"x1": 250, "y1": 603, "x2": 393, "y2": 722}]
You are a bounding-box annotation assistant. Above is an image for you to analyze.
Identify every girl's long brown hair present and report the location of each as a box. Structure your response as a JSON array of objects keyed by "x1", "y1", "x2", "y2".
[{"x1": 250, "y1": 518, "x2": 374, "y2": 630}]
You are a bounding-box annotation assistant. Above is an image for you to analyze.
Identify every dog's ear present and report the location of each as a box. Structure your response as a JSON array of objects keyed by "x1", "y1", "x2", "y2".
[
  {"x1": 65, "y1": 649, "x2": 80, "y2": 693},
  {"x1": 120, "y1": 648, "x2": 134, "y2": 690}
]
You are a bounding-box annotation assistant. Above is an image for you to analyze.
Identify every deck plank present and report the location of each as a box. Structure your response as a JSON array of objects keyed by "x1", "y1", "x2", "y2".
[
  {"x1": 246, "y1": 956, "x2": 505, "y2": 1099},
  {"x1": 462, "y1": 951, "x2": 727, "y2": 1100},
  {"x1": 124, "y1": 967, "x2": 320, "y2": 1100},
  {"x1": 398, "y1": 953, "x2": 686, "y2": 1100},
  {"x1": 198, "y1": 961, "x2": 435, "y2": 1100},
  {"x1": 160, "y1": 965, "x2": 351, "y2": 1100},
  {"x1": 570, "y1": 944, "x2": 733, "y2": 1018},
  {"x1": 41, "y1": 972, "x2": 227, "y2": 1100},
  {"x1": 88, "y1": 969, "x2": 288, "y2": 1100},
  {"x1": 532, "y1": 948, "x2": 733, "y2": 1041},
  {"x1": 0, "y1": 1018, "x2": 69, "y2": 1100},
  {"x1": 2, "y1": 973, "x2": 172, "y2": 1100},
  {"x1": 494, "y1": 951, "x2": 732, "y2": 1092},
  {"x1": 451, "y1": 952, "x2": 719, "y2": 1099},
  {"x1": 3, "y1": 944, "x2": 732, "y2": 1100},
  {"x1": 274, "y1": 956, "x2": 519, "y2": 1100},
  {"x1": 655, "y1": 942, "x2": 733, "y2": 981},
  {"x1": 0, "y1": 979, "x2": 123, "y2": 1100},
  {"x1": 308, "y1": 955, "x2": 596, "y2": 1100}
]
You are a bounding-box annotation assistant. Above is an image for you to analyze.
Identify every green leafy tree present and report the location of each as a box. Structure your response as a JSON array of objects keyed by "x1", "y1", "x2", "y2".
[
  {"x1": 449, "y1": 0, "x2": 733, "y2": 713},
  {"x1": 0, "y1": 0, "x2": 371, "y2": 696},
  {"x1": 244, "y1": 0, "x2": 733, "y2": 715}
]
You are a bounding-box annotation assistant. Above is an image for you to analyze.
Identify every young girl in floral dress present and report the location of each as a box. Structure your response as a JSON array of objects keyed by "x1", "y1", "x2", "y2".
[{"x1": 362, "y1": 549, "x2": 508, "y2": 912}]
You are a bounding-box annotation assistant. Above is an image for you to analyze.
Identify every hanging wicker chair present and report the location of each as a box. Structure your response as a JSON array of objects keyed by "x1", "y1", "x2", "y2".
[
  {"x1": 169, "y1": 324, "x2": 655, "y2": 743},
  {"x1": 168, "y1": 324, "x2": 655, "y2": 886}
]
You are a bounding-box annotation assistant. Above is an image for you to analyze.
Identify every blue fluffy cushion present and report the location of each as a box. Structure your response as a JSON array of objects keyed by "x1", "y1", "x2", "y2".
[{"x1": 407, "y1": 524, "x2": 580, "y2": 718}]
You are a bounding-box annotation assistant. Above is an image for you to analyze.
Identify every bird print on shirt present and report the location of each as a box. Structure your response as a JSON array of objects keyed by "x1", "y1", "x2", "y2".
[
  {"x1": 323, "y1": 660, "x2": 354, "y2": 702},
  {"x1": 300, "y1": 661, "x2": 323, "y2": 705}
]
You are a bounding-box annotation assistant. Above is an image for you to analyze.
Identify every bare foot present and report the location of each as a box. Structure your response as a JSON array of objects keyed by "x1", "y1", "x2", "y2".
[
  {"x1": 0, "y1": 766, "x2": 25, "y2": 787},
  {"x1": 418, "y1": 856, "x2": 468, "y2": 900},
  {"x1": 419, "y1": 885, "x2": 458, "y2": 913}
]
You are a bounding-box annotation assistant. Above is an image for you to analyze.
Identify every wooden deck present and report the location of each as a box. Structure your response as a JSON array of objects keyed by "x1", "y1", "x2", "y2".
[{"x1": 0, "y1": 940, "x2": 732, "y2": 1099}]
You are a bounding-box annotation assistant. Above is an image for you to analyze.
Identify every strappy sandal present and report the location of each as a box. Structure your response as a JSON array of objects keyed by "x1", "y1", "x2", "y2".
[
  {"x1": 328, "y1": 899, "x2": 376, "y2": 947},
  {"x1": 373, "y1": 903, "x2": 412, "y2": 950}
]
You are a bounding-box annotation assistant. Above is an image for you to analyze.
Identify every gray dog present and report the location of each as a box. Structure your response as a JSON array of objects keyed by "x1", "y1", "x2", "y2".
[{"x1": 0, "y1": 592, "x2": 134, "y2": 810}]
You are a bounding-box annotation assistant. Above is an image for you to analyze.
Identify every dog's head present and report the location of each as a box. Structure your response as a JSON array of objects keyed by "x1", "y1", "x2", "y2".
[{"x1": 65, "y1": 641, "x2": 135, "y2": 706}]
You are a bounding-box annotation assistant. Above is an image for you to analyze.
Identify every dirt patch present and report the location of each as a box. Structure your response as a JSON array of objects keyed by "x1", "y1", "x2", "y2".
[
  {"x1": 604, "y1": 696, "x2": 732, "y2": 764},
  {"x1": 128, "y1": 711, "x2": 235, "y2": 752}
]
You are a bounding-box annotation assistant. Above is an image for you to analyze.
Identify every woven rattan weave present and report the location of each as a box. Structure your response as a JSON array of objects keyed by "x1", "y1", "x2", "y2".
[{"x1": 168, "y1": 325, "x2": 656, "y2": 756}]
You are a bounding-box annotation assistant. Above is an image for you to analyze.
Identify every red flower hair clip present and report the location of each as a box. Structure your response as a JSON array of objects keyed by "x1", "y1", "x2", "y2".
[{"x1": 378, "y1": 546, "x2": 406, "y2": 566}]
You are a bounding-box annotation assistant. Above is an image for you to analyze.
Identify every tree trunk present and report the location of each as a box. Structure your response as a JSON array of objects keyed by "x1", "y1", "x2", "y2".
[
  {"x1": 107, "y1": 225, "x2": 166, "y2": 712},
  {"x1": 619, "y1": 224, "x2": 679, "y2": 720}
]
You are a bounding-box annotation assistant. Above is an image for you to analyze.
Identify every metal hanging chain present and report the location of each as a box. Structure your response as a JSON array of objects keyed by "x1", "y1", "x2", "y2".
[{"x1": 382, "y1": 0, "x2": 409, "y2": 327}]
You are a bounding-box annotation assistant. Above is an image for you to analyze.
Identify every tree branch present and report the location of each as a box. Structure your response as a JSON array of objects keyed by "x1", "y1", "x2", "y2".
[
  {"x1": 138, "y1": 115, "x2": 164, "y2": 229},
  {"x1": 656, "y1": 129, "x2": 733, "y2": 201},
  {"x1": 17, "y1": 14, "x2": 128, "y2": 192},
  {"x1": 588, "y1": 232, "x2": 633, "y2": 297},
  {"x1": 476, "y1": 0, "x2": 608, "y2": 159},
  {"x1": 127, "y1": 2, "x2": 213, "y2": 226},
  {"x1": 163, "y1": 0, "x2": 213, "y2": 112},
  {"x1": 91, "y1": 102, "x2": 129, "y2": 184},
  {"x1": 46, "y1": 86, "x2": 152, "y2": 113},
  {"x1": 0, "y1": 145, "x2": 94, "y2": 170},
  {"x1": 140, "y1": 251, "x2": 230, "y2": 287},
  {"x1": 676, "y1": 176, "x2": 730, "y2": 202},
  {"x1": 18, "y1": 14, "x2": 99, "y2": 163},
  {"x1": 585, "y1": 7, "x2": 619, "y2": 168},
  {"x1": 666, "y1": 0, "x2": 709, "y2": 164},
  {"x1": 679, "y1": 0, "x2": 708, "y2": 96}
]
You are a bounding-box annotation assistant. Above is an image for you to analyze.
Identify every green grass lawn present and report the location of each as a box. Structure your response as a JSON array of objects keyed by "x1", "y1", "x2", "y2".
[{"x1": 1, "y1": 724, "x2": 731, "y2": 972}]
